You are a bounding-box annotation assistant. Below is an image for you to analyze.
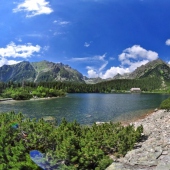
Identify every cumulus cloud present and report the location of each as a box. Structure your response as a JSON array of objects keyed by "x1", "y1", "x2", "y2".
[
  {"x1": 13, "y1": 0, "x2": 53, "y2": 17},
  {"x1": 117, "y1": 45, "x2": 158, "y2": 72},
  {"x1": 0, "y1": 42, "x2": 41, "y2": 58},
  {"x1": 101, "y1": 67, "x2": 130, "y2": 79},
  {"x1": 95, "y1": 46, "x2": 158, "y2": 78},
  {"x1": 119, "y1": 45, "x2": 158, "y2": 62},
  {"x1": 87, "y1": 67, "x2": 98, "y2": 78},
  {"x1": 165, "y1": 39, "x2": 170, "y2": 46},
  {"x1": 0, "y1": 58, "x2": 21, "y2": 67},
  {"x1": 99, "y1": 45, "x2": 158, "y2": 79}
]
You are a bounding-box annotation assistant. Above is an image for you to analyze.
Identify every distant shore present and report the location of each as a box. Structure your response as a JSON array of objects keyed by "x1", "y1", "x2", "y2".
[
  {"x1": 0, "y1": 98, "x2": 13, "y2": 102},
  {"x1": 29, "y1": 96, "x2": 61, "y2": 101},
  {"x1": 0, "y1": 96, "x2": 62, "y2": 103}
]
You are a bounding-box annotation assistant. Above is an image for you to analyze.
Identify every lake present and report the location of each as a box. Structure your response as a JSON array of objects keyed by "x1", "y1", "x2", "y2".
[{"x1": 0, "y1": 93, "x2": 169, "y2": 125}]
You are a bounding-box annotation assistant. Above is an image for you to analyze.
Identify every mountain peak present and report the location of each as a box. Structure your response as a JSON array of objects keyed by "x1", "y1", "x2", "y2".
[
  {"x1": 128, "y1": 58, "x2": 170, "y2": 80},
  {"x1": 0, "y1": 60, "x2": 85, "y2": 83}
]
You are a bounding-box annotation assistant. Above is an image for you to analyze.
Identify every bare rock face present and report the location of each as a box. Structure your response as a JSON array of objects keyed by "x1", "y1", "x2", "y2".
[{"x1": 106, "y1": 109, "x2": 170, "y2": 170}]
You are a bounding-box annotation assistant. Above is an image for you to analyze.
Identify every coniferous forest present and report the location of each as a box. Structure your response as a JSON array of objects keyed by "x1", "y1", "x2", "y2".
[{"x1": 0, "y1": 76, "x2": 166, "y2": 99}]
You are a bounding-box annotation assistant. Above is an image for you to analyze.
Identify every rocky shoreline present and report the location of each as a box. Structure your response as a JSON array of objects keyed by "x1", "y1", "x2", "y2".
[{"x1": 106, "y1": 109, "x2": 170, "y2": 170}]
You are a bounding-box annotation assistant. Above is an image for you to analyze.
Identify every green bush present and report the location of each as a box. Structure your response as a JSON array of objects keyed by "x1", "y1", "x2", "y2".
[
  {"x1": 0, "y1": 112, "x2": 143, "y2": 169},
  {"x1": 2, "y1": 86, "x2": 65, "y2": 100},
  {"x1": 160, "y1": 97, "x2": 170, "y2": 110}
]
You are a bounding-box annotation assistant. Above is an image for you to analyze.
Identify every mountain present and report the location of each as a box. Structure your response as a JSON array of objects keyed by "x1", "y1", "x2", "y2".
[
  {"x1": 0, "y1": 60, "x2": 85, "y2": 83},
  {"x1": 111, "y1": 59, "x2": 170, "y2": 89},
  {"x1": 31, "y1": 60, "x2": 84, "y2": 83},
  {"x1": 112, "y1": 59, "x2": 170, "y2": 81},
  {"x1": 128, "y1": 59, "x2": 170, "y2": 80},
  {"x1": 83, "y1": 76, "x2": 104, "y2": 84},
  {"x1": 112, "y1": 73, "x2": 130, "y2": 79},
  {"x1": 0, "y1": 61, "x2": 36, "y2": 82},
  {"x1": 0, "y1": 59, "x2": 170, "y2": 85}
]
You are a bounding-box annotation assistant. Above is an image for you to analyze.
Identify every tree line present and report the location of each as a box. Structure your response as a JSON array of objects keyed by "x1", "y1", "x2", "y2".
[{"x1": 0, "y1": 76, "x2": 164, "y2": 95}]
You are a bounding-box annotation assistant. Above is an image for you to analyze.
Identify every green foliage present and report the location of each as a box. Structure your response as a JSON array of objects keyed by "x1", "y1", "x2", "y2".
[
  {"x1": 0, "y1": 112, "x2": 143, "y2": 169},
  {"x1": 160, "y1": 97, "x2": 170, "y2": 110},
  {"x1": 2, "y1": 87, "x2": 32, "y2": 100},
  {"x1": 1, "y1": 86, "x2": 65, "y2": 100}
]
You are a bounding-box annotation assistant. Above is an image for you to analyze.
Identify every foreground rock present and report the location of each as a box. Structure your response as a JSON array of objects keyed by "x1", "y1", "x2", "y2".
[{"x1": 106, "y1": 109, "x2": 170, "y2": 170}]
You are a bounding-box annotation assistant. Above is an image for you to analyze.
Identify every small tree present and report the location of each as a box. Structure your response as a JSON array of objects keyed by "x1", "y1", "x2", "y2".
[{"x1": 160, "y1": 97, "x2": 170, "y2": 110}]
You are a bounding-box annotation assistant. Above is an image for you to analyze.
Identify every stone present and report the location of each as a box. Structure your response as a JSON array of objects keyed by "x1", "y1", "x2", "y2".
[
  {"x1": 105, "y1": 163, "x2": 125, "y2": 170},
  {"x1": 42, "y1": 116, "x2": 56, "y2": 125},
  {"x1": 106, "y1": 110, "x2": 170, "y2": 170}
]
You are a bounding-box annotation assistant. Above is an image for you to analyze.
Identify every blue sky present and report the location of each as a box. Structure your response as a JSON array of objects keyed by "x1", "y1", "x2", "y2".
[{"x1": 1, "y1": 0, "x2": 170, "y2": 79}]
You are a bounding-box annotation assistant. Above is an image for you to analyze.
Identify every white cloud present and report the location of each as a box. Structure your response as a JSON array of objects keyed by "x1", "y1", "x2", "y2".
[
  {"x1": 0, "y1": 42, "x2": 41, "y2": 58},
  {"x1": 109, "y1": 57, "x2": 115, "y2": 60},
  {"x1": 16, "y1": 38, "x2": 22, "y2": 42},
  {"x1": 68, "y1": 54, "x2": 108, "y2": 77},
  {"x1": 25, "y1": 33, "x2": 43, "y2": 37},
  {"x1": 59, "y1": 21, "x2": 70, "y2": 25},
  {"x1": 68, "y1": 46, "x2": 158, "y2": 79},
  {"x1": 99, "y1": 61, "x2": 108, "y2": 72},
  {"x1": 69, "y1": 53, "x2": 107, "y2": 63},
  {"x1": 53, "y1": 20, "x2": 70, "y2": 25},
  {"x1": 101, "y1": 67, "x2": 130, "y2": 79},
  {"x1": 84, "y1": 42, "x2": 90, "y2": 47},
  {"x1": 87, "y1": 69, "x2": 98, "y2": 78},
  {"x1": 119, "y1": 45, "x2": 158, "y2": 62},
  {"x1": 99, "y1": 45, "x2": 158, "y2": 79},
  {"x1": 13, "y1": 0, "x2": 53, "y2": 17},
  {"x1": 165, "y1": 39, "x2": 170, "y2": 46},
  {"x1": 84, "y1": 41, "x2": 92, "y2": 47},
  {"x1": 0, "y1": 58, "x2": 21, "y2": 67}
]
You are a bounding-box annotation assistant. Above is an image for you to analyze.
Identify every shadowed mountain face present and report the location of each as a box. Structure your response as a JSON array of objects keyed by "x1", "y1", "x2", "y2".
[
  {"x1": 0, "y1": 61, "x2": 36, "y2": 82},
  {"x1": 0, "y1": 60, "x2": 85, "y2": 83}
]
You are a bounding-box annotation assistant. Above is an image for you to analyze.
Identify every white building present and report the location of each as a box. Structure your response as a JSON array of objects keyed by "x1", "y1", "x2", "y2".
[{"x1": 130, "y1": 88, "x2": 141, "y2": 93}]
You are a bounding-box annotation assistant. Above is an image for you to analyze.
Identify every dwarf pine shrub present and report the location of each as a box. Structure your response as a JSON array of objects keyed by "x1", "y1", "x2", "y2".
[{"x1": 0, "y1": 111, "x2": 143, "y2": 170}]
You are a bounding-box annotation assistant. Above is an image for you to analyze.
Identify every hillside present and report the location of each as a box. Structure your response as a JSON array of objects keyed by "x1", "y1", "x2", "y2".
[
  {"x1": 0, "y1": 61, "x2": 36, "y2": 82},
  {"x1": 31, "y1": 60, "x2": 84, "y2": 83},
  {"x1": 128, "y1": 59, "x2": 170, "y2": 80},
  {"x1": 0, "y1": 61, "x2": 85, "y2": 83}
]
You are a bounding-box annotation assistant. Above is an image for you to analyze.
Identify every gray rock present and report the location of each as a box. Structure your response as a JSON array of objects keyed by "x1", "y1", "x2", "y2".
[{"x1": 106, "y1": 110, "x2": 170, "y2": 170}]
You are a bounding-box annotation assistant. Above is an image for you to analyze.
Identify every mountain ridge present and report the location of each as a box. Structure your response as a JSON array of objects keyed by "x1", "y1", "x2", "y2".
[
  {"x1": 0, "y1": 60, "x2": 85, "y2": 83},
  {"x1": 0, "y1": 59, "x2": 170, "y2": 85}
]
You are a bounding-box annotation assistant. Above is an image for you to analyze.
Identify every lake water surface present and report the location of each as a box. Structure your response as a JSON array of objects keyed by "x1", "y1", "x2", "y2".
[{"x1": 0, "y1": 93, "x2": 169, "y2": 125}]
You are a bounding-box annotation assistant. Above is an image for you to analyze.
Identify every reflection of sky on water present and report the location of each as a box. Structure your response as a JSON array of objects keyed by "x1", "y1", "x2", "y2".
[{"x1": 0, "y1": 93, "x2": 169, "y2": 125}]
